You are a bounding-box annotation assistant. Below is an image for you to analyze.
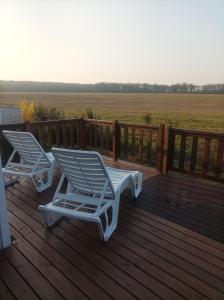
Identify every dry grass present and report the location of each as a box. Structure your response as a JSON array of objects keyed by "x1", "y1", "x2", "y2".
[{"x1": 0, "y1": 92, "x2": 224, "y2": 131}]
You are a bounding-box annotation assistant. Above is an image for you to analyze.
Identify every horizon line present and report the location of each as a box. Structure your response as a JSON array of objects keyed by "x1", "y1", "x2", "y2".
[{"x1": 1, "y1": 79, "x2": 224, "y2": 86}]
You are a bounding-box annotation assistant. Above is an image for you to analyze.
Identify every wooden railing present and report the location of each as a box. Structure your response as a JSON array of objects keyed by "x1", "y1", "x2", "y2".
[
  {"x1": 26, "y1": 118, "x2": 80, "y2": 150},
  {"x1": 169, "y1": 128, "x2": 224, "y2": 182},
  {"x1": 0, "y1": 118, "x2": 223, "y2": 182},
  {"x1": 85, "y1": 119, "x2": 114, "y2": 157},
  {"x1": 118, "y1": 123, "x2": 161, "y2": 169}
]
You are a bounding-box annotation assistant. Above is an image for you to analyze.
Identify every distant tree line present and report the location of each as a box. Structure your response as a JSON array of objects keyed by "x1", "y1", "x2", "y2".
[{"x1": 0, "y1": 80, "x2": 223, "y2": 93}]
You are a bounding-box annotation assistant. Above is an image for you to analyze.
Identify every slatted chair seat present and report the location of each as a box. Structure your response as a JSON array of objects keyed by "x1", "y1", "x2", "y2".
[
  {"x1": 3, "y1": 131, "x2": 55, "y2": 192},
  {"x1": 39, "y1": 148, "x2": 142, "y2": 241}
]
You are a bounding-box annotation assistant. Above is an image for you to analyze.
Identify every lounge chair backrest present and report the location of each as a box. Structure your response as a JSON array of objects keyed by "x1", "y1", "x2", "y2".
[
  {"x1": 3, "y1": 131, "x2": 50, "y2": 167},
  {"x1": 52, "y1": 148, "x2": 115, "y2": 199}
]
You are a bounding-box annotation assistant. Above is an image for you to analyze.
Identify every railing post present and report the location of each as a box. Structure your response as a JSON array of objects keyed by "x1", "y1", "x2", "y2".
[
  {"x1": 1, "y1": 134, "x2": 9, "y2": 165},
  {"x1": 25, "y1": 121, "x2": 35, "y2": 135},
  {"x1": 79, "y1": 117, "x2": 86, "y2": 149},
  {"x1": 162, "y1": 125, "x2": 170, "y2": 175},
  {"x1": 112, "y1": 120, "x2": 119, "y2": 161},
  {"x1": 157, "y1": 123, "x2": 165, "y2": 172}
]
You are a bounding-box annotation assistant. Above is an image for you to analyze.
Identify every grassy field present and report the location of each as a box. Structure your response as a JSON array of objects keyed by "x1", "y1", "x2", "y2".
[{"x1": 0, "y1": 92, "x2": 224, "y2": 132}]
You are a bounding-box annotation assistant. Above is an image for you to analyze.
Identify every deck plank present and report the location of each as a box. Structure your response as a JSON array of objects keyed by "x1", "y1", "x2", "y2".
[
  {"x1": 0, "y1": 255, "x2": 39, "y2": 300},
  {"x1": 4, "y1": 245, "x2": 64, "y2": 300},
  {"x1": 0, "y1": 278, "x2": 15, "y2": 300}
]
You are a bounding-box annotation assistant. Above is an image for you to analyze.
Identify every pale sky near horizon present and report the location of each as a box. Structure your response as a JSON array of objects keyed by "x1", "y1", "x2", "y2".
[{"x1": 0, "y1": 0, "x2": 223, "y2": 85}]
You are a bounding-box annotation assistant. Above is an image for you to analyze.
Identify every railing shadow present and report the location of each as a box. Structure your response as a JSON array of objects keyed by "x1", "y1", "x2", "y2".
[{"x1": 121, "y1": 172, "x2": 224, "y2": 244}]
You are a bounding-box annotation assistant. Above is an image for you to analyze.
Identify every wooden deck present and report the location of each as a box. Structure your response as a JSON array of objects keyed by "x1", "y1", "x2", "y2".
[{"x1": 1, "y1": 158, "x2": 224, "y2": 300}]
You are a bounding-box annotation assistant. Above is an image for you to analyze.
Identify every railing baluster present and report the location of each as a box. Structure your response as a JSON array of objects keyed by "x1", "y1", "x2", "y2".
[
  {"x1": 100, "y1": 126, "x2": 104, "y2": 149},
  {"x1": 138, "y1": 129, "x2": 144, "y2": 160},
  {"x1": 162, "y1": 125, "x2": 170, "y2": 175},
  {"x1": 215, "y1": 141, "x2": 224, "y2": 178},
  {"x1": 78, "y1": 117, "x2": 86, "y2": 149},
  {"x1": 94, "y1": 125, "x2": 98, "y2": 148},
  {"x1": 156, "y1": 124, "x2": 165, "y2": 172},
  {"x1": 124, "y1": 127, "x2": 128, "y2": 157},
  {"x1": 190, "y1": 136, "x2": 198, "y2": 172},
  {"x1": 47, "y1": 125, "x2": 52, "y2": 148},
  {"x1": 146, "y1": 130, "x2": 152, "y2": 162},
  {"x1": 131, "y1": 128, "x2": 135, "y2": 156},
  {"x1": 55, "y1": 124, "x2": 60, "y2": 147},
  {"x1": 168, "y1": 130, "x2": 175, "y2": 169},
  {"x1": 202, "y1": 138, "x2": 211, "y2": 176},
  {"x1": 106, "y1": 127, "x2": 110, "y2": 150},
  {"x1": 37, "y1": 126, "x2": 44, "y2": 146},
  {"x1": 70, "y1": 123, "x2": 74, "y2": 148},
  {"x1": 179, "y1": 134, "x2": 186, "y2": 171},
  {"x1": 63, "y1": 124, "x2": 68, "y2": 148},
  {"x1": 112, "y1": 120, "x2": 119, "y2": 161}
]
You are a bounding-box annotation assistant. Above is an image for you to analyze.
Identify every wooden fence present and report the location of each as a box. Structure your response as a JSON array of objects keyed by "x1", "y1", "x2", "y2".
[{"x1": 0, "y1": 118, "x2": 223, "y2": 182}]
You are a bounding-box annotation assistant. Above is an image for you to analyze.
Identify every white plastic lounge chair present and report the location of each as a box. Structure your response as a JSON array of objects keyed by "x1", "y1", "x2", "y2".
[
  {"x1": 39, "y1": 148, "x2": 142, "y2": 241},
  {"x1": 3, "y1": 130, "x2": 55, "y2": 192}
]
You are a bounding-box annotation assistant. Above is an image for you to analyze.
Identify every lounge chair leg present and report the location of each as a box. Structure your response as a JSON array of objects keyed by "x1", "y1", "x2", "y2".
[
  {"x1": 32, "y1": 168, "x2": 54, "y2": 192},
  {"x1": 4, "y1": 174, "x2": 19, "y2": 187},
  {"x1": 39, "y1": 205, "x2": 63, "y2": 226},
  {"x1": 130, "y1": 173, "x2": 143, "y2": 199},
  {"x1": 97, "y1": 204, "x2": 119, "y2": 241},
  {"x1": 97, "y1": 220, "x2": 105, "y2": 241}
]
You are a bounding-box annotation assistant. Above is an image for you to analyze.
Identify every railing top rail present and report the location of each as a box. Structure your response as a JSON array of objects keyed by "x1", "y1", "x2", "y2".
[
  {"x1": 171, "y1": 127, "x2": 224, "y2": 139},
  {"x1": 119, "y1": 122, "x2": 159, "y2": 130},
  {"x1": 0, "y1": 123, "x2": 25, "y2": 130},
  {"x1": 28, "y1": 118, "x2": 81, "y2": 126},
  {"x1": 85, "y1": 119, "x2": 113, "y2": 126}
]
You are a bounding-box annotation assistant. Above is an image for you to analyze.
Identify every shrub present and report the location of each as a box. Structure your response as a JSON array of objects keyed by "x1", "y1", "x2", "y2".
[
  {"x1": 48, "y1": 107, "x2": 65, "y2": 120},
  {"x1": 20, "y1": 98, "x2": 36, "y2": 121},
  {"x1": 142, "y1": 113, "x2": 152, "y2": 124},
  {"x1": 34, "y1": 103, "x2": 48, "y2": 121},
  {"x1": 34, "y1": 103, "x2": 65, "y2": 121},
  {"x1": 82, "y1": 107, "x2": 101, "y2": 119}
]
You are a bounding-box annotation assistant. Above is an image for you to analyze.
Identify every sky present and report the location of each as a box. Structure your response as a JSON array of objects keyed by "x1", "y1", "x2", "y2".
[{"x1": 0, "y1": 0, "x2": 223, "y2": 85}]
